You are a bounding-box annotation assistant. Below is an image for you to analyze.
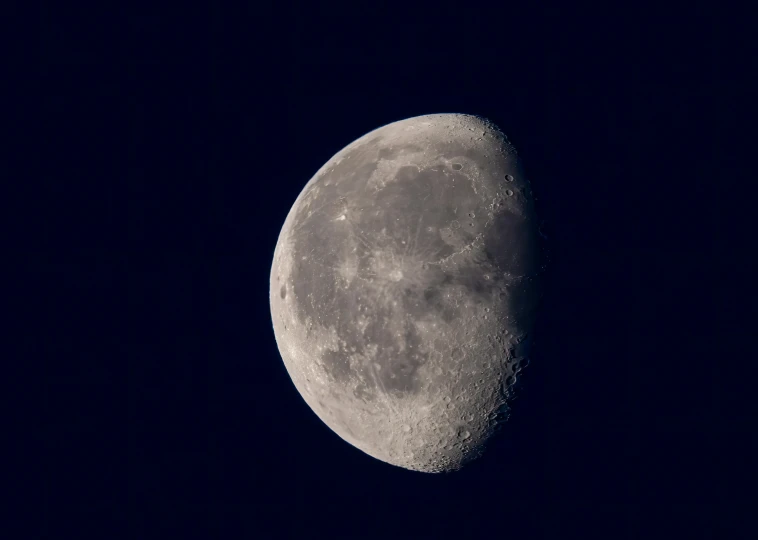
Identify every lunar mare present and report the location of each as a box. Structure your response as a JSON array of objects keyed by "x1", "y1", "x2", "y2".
[{"x1": 270, "y1": 113, "x2": 545, "y2": 473}]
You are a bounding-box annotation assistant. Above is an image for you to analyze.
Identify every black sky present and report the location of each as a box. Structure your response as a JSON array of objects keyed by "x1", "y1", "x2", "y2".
[{"x1": 37, "y1": 3, "x2": 754, "y2": 539}]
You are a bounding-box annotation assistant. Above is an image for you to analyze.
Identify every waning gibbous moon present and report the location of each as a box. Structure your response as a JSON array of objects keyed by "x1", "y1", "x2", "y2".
[{"x1": 270, "y1": 113, "x2": 546, "y2": 473}]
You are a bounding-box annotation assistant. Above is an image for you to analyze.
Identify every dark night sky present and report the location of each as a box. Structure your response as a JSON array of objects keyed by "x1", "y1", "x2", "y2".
[{"x1": 36, "y1": 3, "x2": 754, "y2": 539}]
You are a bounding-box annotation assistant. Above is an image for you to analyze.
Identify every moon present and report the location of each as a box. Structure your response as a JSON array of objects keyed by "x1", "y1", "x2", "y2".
[{"x1": 270, "y1": 113, "x2": 545, "y2": 473}]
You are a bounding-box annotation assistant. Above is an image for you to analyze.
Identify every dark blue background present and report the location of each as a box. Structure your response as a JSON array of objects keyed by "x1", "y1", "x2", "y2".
[{"x1": 37, "y1": 4, "x2": 754, "y2": 538}]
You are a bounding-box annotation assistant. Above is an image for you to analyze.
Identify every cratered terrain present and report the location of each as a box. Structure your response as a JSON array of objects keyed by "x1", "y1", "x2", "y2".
[{"x1": 270, "y1": 113, "x2": 545, "y2": 473}]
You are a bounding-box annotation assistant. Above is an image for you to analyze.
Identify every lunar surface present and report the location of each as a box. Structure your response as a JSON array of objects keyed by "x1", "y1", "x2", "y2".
[{"x1": 270, "y1": 113, "x2": 545, "y2": 472}]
